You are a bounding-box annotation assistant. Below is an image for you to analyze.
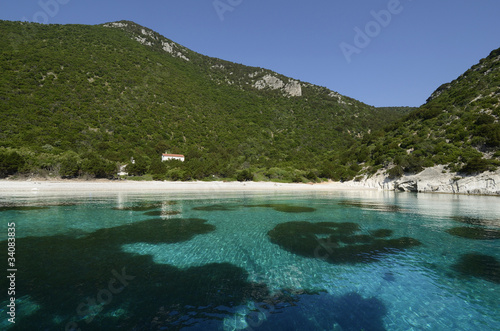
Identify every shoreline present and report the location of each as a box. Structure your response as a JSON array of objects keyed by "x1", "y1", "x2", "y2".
[
  {"x1": 0, "y1": 179, "x2": 372, "y2": 194},
  {"x1": 2, "y1": 172, "x2": 499, "y2": 196}
]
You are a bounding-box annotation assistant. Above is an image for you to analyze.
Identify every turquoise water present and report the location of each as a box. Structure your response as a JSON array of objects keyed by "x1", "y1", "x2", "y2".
[{"x1": 1, "y1": 190, "x2": 499, "y2": 330}]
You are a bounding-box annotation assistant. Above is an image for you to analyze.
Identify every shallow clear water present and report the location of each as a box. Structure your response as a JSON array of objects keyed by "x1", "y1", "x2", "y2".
[{"x1": 1, "y1": 190, "x2": 499, "y2": 330}]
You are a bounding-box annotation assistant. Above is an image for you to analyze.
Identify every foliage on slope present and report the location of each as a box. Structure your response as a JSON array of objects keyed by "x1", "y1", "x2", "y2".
[
  {"x1": 353, "y1": 47, "x2": 500, "y2": 178},
  {"x1": 0, "y1": 20, "x2": 408, "y2": 181}
]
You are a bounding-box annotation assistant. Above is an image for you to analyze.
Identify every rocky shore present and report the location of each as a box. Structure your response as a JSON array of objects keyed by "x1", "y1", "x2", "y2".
[{"x1": 348, "y1": 165, "x2": 500, "y2": 196}]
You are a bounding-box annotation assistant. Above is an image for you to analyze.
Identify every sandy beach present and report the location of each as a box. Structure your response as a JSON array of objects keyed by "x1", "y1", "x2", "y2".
[{"x1": 0, "y1": 179, "x2": 372, "y2": 194}]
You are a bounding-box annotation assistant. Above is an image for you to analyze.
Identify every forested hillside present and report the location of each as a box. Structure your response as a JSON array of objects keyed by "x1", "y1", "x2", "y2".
[
  {"x1": 0, "y1": 20, "x2": 409, "y2": 181},
  {"x1": 351, "y1": 47, "x2": 500, "y2": 178}
]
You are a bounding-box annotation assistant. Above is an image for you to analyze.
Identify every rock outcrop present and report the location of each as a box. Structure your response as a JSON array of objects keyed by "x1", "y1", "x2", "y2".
[
  {"x1": 348, "y1": 165, "x2": 500, "y2": 195},
  {"x1": 103, "y1": 21, "x2": 190, "y2": 61},
  {"x1": 253, "y1": 74, "x2": 302, "y2": 97}
]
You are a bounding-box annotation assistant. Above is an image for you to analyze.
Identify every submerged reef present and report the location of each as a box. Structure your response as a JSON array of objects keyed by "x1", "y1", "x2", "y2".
[
  {"x1": 452, "y1": 253, "x2": 500, "y2": 284},
  {"x1": 268, "y1": 221, "x2": 421, "y2": 264}
]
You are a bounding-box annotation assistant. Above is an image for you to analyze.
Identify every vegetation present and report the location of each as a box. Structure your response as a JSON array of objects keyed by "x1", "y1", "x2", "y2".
[
  {"x1": 347, "y1": 47, "x2": 500, "y2": 178},
  {"x1": 0, "y1": 20, "x2": 409, "y2": 181},
  {"x1": 1, "y1": 20, "x2": 498, "y2": 182}
]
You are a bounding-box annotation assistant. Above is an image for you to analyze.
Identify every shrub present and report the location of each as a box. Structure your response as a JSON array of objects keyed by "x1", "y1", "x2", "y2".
[
  {"x1": 387, "y1": 165, "x2": 404, "y2": 179},
  {"x1": 475, "y1": 114, "x2": 495, "y2": 125},
  {"x1": 80, "y1": 154, "x2": 116, "y2": 178},
  {"x1": 460, "y1": 157, "x2": 494, "y2": 175},
  {"x1": 403, "y1": 155, "x2": 424, "y2": 174},
  {"x1": 59, "y1": 153, "x2": 80, "y2": 178},
  {"x1": 236, "y1": 169, "x2": 253, "y2": 182},
  {"x1": 305, "y1": 171, "x2": 318, "y2": 182},
  {"x1": 0, "y1": 151, "x2": 25, "y2": 178},
  {"x1": 166, "y1": 168, "x2": 185, "y2": 181}
]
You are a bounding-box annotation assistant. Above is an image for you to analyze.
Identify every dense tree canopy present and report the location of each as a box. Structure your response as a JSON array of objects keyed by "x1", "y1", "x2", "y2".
[{"x1": 0, "y1": 20, "x2": 410, "y2": 181}]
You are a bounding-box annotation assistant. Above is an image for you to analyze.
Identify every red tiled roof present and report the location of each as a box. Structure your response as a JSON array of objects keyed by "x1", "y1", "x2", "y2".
[{"x1": 162, "y1": 154, "x2": 185, "y2": 157}]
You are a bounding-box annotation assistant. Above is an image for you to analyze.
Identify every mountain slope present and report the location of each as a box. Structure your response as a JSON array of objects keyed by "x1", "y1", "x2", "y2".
[
  {"x1": 0, "y1": 20, "x2": 408, "y2": 180},
  {"x1": 354, "y1": 47, "x2": 500, "y2": 178}
]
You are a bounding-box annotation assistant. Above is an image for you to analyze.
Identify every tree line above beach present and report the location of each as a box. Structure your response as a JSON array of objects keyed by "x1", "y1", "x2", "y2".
[{"x1": 0, "y1": 20, "x2": 499, "y2": 181}]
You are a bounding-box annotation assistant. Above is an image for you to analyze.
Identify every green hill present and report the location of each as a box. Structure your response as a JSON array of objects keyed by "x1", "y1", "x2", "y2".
[
  {"x1": 0, "y1": 20, "x2": 409, "y2": 181},
  {"x1": 352, "y1": 47, "x2": 500, "y2": 178}
]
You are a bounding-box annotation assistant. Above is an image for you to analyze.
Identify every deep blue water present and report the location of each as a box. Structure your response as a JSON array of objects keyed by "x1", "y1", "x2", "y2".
[{"x1": 0, "y1": 190, "x2": 499, "y2": 330}]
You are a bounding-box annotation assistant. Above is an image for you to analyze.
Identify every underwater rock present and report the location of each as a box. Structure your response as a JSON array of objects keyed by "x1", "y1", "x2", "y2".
[
  {"x1": 446, "y1": 227, "x2": 500, "y2": 240},
  {"x1": 268, "y1": 221, "x2": 420, "y2": 264},
  {"x1": 452, "y1": 253, "x2": 500, "y2": 284}
]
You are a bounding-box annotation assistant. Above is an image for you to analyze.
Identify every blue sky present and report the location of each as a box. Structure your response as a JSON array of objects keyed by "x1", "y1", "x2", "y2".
[{"x1": 2, "y1": 0, "x2": 500, "y2": 107}]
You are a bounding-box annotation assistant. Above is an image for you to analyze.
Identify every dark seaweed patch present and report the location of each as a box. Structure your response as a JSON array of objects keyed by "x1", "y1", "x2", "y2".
[
  {"x1": 382, "y1": 271, "x2": 396, "y2": 282},
  {"x1": 143, "y1": 210, "x2": 181, "y2": 217},
  {"x1": 0, "y1": 206, "x2": 49, "y2": 212},
  {"x1": 0, "y1": 216, "x2": 342, "y2": 331},
  {"x1": 268, "y1": 221, "x2": 420, "y2": 264},
  {"x1": 86, "y1": 218, "x2": 214, "y2": 244},
  {"x1": 446, "y1": 227, "x2": 500, "y2": 240},
  {"x1": 44, "y1": 202, "x2": 79, "y2": 207},
  {"x1": 451, "y1": 216, "x2": 500, "y2": 228},
  {"x1": 340, "y1": 234, "x2": 373, "y2": 244},
  {"x1": 331, "y1": 293, "x2": 387, "y2": 331},
  {"x1": 339, "y1": 200, "x2": 401, "y2": 212},
  {"x1": 452, "y1": 253, "x2": 500, "y2": 284},
  {"x1": 316, "y1": 222, "x2": 360, "y2": 234},
  {"x1": 0, "y1": 217, "x2": 260, "y2": 330},
  {"x1": 246, "y1": 204, "x2": 316, "y2": 213},
  {"x1": 370, "y1": 229, "x2": 393, "y2": 238},
  {"x1": 192, "y1": 204, "x2": 236, "y2": 211},
  {"x1": 259, "y1": 291, "x2": 387, "y2": 331}
]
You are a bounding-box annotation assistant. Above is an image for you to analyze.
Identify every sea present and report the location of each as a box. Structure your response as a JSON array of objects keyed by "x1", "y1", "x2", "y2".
[{"x1": 1, "y1": 189, "x2": 499, "y2": 330}]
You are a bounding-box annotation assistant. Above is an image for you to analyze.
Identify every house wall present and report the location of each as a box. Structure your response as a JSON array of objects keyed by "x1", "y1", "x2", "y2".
[{"x1": 161, "y1": 155, "x2": 185, "y2": 162}]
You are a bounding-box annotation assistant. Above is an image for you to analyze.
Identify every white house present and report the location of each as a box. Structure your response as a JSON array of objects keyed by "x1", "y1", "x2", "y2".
[
  {"x1": 161, "y1": 153, "x2": 185, "y2": 162},
  {"x1": 117, "y1": 165, "x2": 128, "y2": 176}
]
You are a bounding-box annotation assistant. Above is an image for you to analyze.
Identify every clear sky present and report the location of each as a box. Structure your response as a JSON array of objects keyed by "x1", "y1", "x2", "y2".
[{"x1": 2, "y1": 0, "x2": 500, "y2": 107}]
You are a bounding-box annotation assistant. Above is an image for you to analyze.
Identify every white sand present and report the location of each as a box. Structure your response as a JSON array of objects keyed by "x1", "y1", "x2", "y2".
[{"x1": 0, "y1": 179, "x2": 373, "y2": 194}]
